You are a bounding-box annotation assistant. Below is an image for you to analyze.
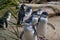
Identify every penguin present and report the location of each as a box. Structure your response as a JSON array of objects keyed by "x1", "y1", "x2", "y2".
[
  {"x1": 37, "y1": 11, "x2": 48, "y2": 40},
  {"x1": 0, "y1": 10, "x2": 11, "y2": 29},
  {"x1": 17, "y1": 4, "x2": 26, "y2": 24}
]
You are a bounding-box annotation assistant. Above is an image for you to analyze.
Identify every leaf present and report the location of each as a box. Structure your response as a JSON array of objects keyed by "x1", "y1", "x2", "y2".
[
  {"x1": 8, "y1": 7, "x2": 17, "y2": 20},
  {"x1": 0, "y1": 0, "x2": 12, "y2": 10}
]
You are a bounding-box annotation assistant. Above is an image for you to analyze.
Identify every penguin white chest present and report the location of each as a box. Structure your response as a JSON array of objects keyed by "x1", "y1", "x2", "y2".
[
  {"x1": 32, "y1": 17, "x2": 39, "y2": 25},
  {"x1": 7, "y1": 13, "x2": 11, "y2": 22}
]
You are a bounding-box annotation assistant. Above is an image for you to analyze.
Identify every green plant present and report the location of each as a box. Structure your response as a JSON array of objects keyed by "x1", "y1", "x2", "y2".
[{"x1": 0, "y1": 0, "x2": 25, "y2": 40}]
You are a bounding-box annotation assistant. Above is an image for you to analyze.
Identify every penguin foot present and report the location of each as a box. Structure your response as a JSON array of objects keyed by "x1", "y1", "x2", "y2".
[{"x1": 38, "y1": 36, "x2": 48, "y2": 40}]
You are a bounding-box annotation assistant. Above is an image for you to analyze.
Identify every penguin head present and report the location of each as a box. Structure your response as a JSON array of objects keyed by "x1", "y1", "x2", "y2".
[
  {"x1": 25, "y1": 6, "x2": 32, "y2": 17},
  {"x1": 32, "y1": 9, "x2": 43, "y2": 16},
  {"x1": 32, "y1": 14, "x2": 39, "y2": 25},
  {"x1": 37, "y1": 9, "x2": 43, "y2": 16},
  {"x1": 4, "y1": 10, "x2": 11, "y2": 17},
  {"x1": 7, "y1": 10, "x2": 11, "y2": 16},
  {"x1": 26, "y1": 6, "x2": 32, "y2": 12},
  {"x1": 32, "y1": 10, "x2": 41, "y2": 17},
  {"x1": 41, "y1": 12, "x2": 48, "y2": 18},
  {"x1": 20, "y1": 4, "x2": 27, "y2": 11}
]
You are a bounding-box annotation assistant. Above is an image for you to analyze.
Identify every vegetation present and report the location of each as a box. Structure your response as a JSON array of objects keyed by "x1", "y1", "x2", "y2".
[{"x1": 0, "y1": 0, "x2": 24, "y2": 40}]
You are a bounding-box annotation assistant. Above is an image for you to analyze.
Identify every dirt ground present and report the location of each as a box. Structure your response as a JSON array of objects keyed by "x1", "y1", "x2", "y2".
[
  {"x1": 0, "y1": 16, "x2": 60, "y2": 40},
  {"x1": 46, "y1": 16, "x2": 60, "y2": 40}
]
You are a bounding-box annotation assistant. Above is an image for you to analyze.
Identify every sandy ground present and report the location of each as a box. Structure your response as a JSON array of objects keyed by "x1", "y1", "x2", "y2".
[
  {"x1": 46, "y1": 16, "x2": 60, "y2": 40},
  {"x1": 0, "y1": 16, "x2": 60, "y2": 40}
]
